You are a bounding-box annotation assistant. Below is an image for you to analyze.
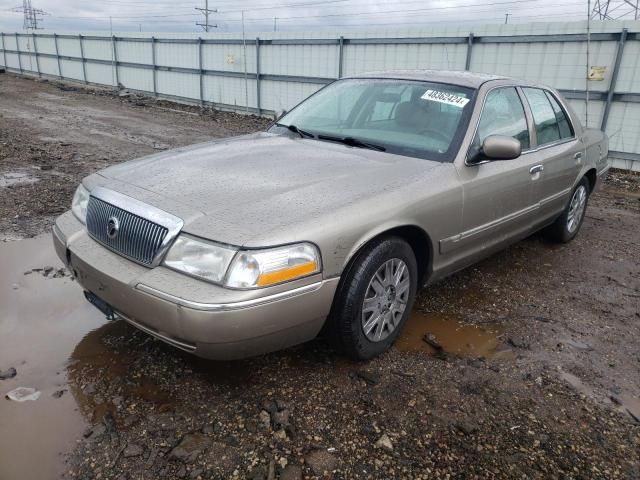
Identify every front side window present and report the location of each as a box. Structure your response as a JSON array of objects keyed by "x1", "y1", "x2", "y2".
[
  {"x1": 271, "y1": 79, "x2": 476, "y2": 162},
  {"x1": 470, "y1": 87, "x2": 530, "y2": 159},
  {"x1": 522, "y1": 87, "x2": 564, "y2": 146}
]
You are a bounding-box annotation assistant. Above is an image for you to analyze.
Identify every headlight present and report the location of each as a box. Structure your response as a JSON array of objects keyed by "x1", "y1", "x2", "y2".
[
  {"x1": 163, "y1": 235, "x2": 236, "y2": 284},
  {"x1": 163, "y1": 236, "x2": 321, "y2": 289},
  {"x1": 71, "y1": 184, "x2": 90, "y2": 224},
  {"x1": 225, "y1": 243, "x2": 321, "y2": 289}
]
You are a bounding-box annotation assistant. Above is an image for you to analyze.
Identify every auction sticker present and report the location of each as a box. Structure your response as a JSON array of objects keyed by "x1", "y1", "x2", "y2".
[{"x1": 421, "y1": 89, "x2": 470, "y2": 108}]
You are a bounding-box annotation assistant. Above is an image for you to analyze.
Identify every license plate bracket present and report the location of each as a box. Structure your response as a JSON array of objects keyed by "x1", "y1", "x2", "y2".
[{"x1": 84, "y1": 290, "x2": 116, "y2": 320}]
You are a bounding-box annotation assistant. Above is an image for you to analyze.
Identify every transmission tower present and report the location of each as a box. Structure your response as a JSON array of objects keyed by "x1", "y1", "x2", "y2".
[
  {"x1": 592, "y1": 0, "x2": 639, "y2": 20},
  {"x1": 196, "y1": 0, "x2": 217, "y2": 32},
  {"x1": 11, "y1": 0, "x2": 48, "y2": 30}
]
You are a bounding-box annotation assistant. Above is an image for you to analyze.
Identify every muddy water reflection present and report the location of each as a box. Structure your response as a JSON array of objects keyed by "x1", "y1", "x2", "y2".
[
  {"x1": 395, "y1": 310, "x2": 509, "y2": 358},
  {"x1": 0, "y1": 235, "x2": 106, "y2": 480}
]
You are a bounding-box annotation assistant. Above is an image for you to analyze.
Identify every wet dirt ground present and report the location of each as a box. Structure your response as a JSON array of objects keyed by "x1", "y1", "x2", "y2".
[{"x1": 1, "y1": 74, "x2": 639, "y2": 479}]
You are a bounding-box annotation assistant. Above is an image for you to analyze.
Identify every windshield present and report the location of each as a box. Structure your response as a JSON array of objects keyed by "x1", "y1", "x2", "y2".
[{"x1": 271, "y1": 78, "x2": 476, "y2": 162}]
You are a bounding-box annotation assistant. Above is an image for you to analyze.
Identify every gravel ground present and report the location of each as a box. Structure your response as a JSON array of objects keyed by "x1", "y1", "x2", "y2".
[
  {"x1": 1, "y1": 74, "x2": 639, "y2": 479},
  {"x1": 0, "y1": 74, "x2": 270, "y2": 241}
]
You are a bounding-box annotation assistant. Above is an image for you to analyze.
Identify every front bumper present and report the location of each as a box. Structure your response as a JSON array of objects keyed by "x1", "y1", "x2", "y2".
[{"x1": 53, "y1": 211, "x2": 339, "y2": 360}]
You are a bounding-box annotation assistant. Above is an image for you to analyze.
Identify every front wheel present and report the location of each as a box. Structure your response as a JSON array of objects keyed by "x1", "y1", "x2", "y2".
[
  {"x1": 328, "y1": 237, "x2": 418, "y2": 359},
  {"x1": 544, "y1": 177, "x2": 590, "y2": 243}
]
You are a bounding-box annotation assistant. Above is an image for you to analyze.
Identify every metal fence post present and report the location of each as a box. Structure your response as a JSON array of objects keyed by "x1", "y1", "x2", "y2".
[
  {"x1": 338, "y1": 36, "x2": 344, "y2": 78},
  {"x1": 53, "y1": 33, "x2": 62, "y2": 78},
  {"x1": 1, "y1": 33, "x2": 7, "y2": 70},
  {"x1": 79, "y1": 34, "x2": 87, "y2": 84},
  {"x1": 198, "y1": 37, "x2": 204, "y2": 106},
  {"x1": 111, "y1": 35, "x2": 119, "y2": 87},
  {"x1": 601, "y1": 28, "x2": 628, "y2": 132},
  {"x1": 15, "y1": 33, "x2": 23, "y2": 73},
  {"x1": 465, "y1": 33, "x2": 474, "y2": 71},
  {"x1": 255, "y1": 37, "x2": 261, "y2": 115},
  {"x1": 32, "y1": 32, "x2": 40, "y2": 77},
  {"x1": 151, "y1": 36, "x2": 157, "y2": 97}
]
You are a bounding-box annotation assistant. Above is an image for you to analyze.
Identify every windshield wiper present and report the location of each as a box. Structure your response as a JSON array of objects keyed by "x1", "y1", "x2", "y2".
[
  {"x1": 275, "y1": 123, "x2": 314, "y2": 138},
  {"x1": 317, "y1": 134, "x2": 386, "y2": 152}
]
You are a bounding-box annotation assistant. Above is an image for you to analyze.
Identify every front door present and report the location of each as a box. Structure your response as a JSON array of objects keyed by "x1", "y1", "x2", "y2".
[{"x1": 443, "y1": 86, "x2": 541, "y2": 267}]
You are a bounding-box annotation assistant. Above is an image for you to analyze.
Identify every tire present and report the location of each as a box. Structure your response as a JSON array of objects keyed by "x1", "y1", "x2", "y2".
[
  {"x1": 328, "y1": 236, "x2": 418, "y2": 360},
  {"x1": 544, "y1": 176, "x2": 590, "y2": 243}
]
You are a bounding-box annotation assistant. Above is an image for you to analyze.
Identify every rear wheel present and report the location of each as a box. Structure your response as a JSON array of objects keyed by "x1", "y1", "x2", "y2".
[
  {"x1": 328, "y1": 237, "x2": 418, "y2": 359},
  {"x1": 544, "y1": 176, "x2": 590, "y2": 243}
]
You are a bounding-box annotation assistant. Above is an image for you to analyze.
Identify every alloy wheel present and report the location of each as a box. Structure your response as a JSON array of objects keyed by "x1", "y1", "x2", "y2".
[
  {"x1": 361, "y1": 258, "x2": 411, "y2": 342},
  {"x1": 567, "y1": 185, "x2": 587, "y2": 234}
]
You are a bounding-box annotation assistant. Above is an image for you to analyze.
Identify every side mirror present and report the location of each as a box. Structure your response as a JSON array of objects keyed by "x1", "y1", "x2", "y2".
[{"x1": 481, "y1": 135, "x2": 522, "y2": 161}]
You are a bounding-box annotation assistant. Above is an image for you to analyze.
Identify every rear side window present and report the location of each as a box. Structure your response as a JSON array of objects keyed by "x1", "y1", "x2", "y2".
[
  {"x1": 544, "y1": 91, "x2": 574, "y2": 139},
  {"x1": 476, "y1": 87, "x2": 530, "y2": 149},
  {"x1": 522, "y1": 87, "x2": 568, "y2": 146}
]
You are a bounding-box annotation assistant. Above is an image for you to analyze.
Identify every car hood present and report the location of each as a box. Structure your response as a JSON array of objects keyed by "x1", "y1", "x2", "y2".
[{"x1": 94, "y1": 132, "x2": 444, "y2": 246}]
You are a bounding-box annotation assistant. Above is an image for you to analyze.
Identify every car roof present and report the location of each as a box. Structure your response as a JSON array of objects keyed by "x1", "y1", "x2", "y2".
[{"x1": 345, "y1": 70, "x2": 509, "y2": 89}]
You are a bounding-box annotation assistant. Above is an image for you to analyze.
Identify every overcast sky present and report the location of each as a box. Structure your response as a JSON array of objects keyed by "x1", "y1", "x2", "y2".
[{"x1": 0, "y1": 0, "x2": 607, "y2": 34}]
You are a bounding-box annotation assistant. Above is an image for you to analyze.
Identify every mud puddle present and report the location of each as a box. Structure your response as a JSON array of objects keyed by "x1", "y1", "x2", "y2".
[
  {"x1": 0, "y1": 235, "x2": 106, "y2": 479},
  {"x1": 395, "y1": 310, "x2": 510, "y2": 359}
]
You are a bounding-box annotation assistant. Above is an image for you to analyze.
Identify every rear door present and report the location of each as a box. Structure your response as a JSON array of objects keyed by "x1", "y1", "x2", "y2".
[
  {"x1": 445, "y1": 86, "x2": 541, "y2": 264},
  {"x1": 520, "y1": 88, "x2": 583, "y2": 221}
]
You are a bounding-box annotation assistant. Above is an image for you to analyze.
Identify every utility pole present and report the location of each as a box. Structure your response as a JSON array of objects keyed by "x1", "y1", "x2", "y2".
[
  {"x1": 273, "y1": 17, "x2": 277, "y2": 32},
  {"x1": 11, "y1": 0, "x2": 47, "y2": 30},
  {"x1": 504, "y1": 13, "x2": 511, "y2": 24},
  {"x1": 196, "y1": 0, "x2": 217, "y2": 32}
]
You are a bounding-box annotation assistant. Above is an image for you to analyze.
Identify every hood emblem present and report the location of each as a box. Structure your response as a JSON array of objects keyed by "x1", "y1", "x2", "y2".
[{"x1": 107, "y1": 216, "x2": 120, "y2": 239}]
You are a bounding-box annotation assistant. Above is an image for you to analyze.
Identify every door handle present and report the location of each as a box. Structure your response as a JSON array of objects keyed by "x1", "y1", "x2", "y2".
[
  {"x1": 529, "y1": 165, "x2": 544, "y2": 175},
  {"x1": 574, "y1": 152, "x2": 583, "y2": 160}
]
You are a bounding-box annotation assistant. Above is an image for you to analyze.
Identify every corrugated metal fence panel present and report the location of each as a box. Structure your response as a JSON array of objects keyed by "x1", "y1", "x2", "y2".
[
  {"x1": 260, "y1": 80, "x2": 320, "y2": 113},
  {"x1": 82, "y1": 38, "x2": 113, "y2": 62},
  {"x1": 203, "y1": 43, "x2": 256, "y2": 74},
  {"x1": 155, "y1": 41, "x2": 198, "y2": 69},
  {"x1": 116, "y1": 39, "x2": 151, "y2": 65},
  {"x1": 4, "y1": 52, "x2": 19, "y2": 70},
  {"x1": 16, "y1": 34, "x2": 31, "y2": 51},
  {"x1": 60, "y1": 59, "x2": 84, "y2": 81},
  {"x1": 3, "y1": 34, "x2": 17, "y2": 50},
  {"x1": 343, "y1": 43, "x2": 467, "y2": 76},
  {"x1": 35, "y1": 36, "x2": 56, "y2": 55},
  {"x1": 261, "y1": 43, "x2": 338, "y2": 78},
  {"x1": 471, "y1": 41, "x2": 605, "y2": 92},
  {"x1": 607, "y1": 102, "x2": 640, "y2": 155},
  {"x1": 38, "y1": 56, "x2": 58, "y2": 76},
  {"x1": 58, "y1": 36, "x2": 81, "y2": 57},
  {"x1": 85, "y1": 62, "x2": 115, "y2": 86},
  {"x1": 203, "y1": 76, "x2": 258, "y2": 109},
  {"x1": 566, "y1": 99, "x2": 606, "y2": 130},
  {"x1": 118, "y1": 65, "x2": 153, "y2": 92},
  {"x1": 156, "y1": 69, "x2": 199, "y2": 99},
  {"x1": 616, "y1": 39, "x2": 640, "y2": 92}
]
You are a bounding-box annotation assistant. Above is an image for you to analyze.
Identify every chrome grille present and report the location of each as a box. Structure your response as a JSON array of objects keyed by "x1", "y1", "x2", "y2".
[{"x1": 86, "y1": 196, "x2": 169, "y2": 266}]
